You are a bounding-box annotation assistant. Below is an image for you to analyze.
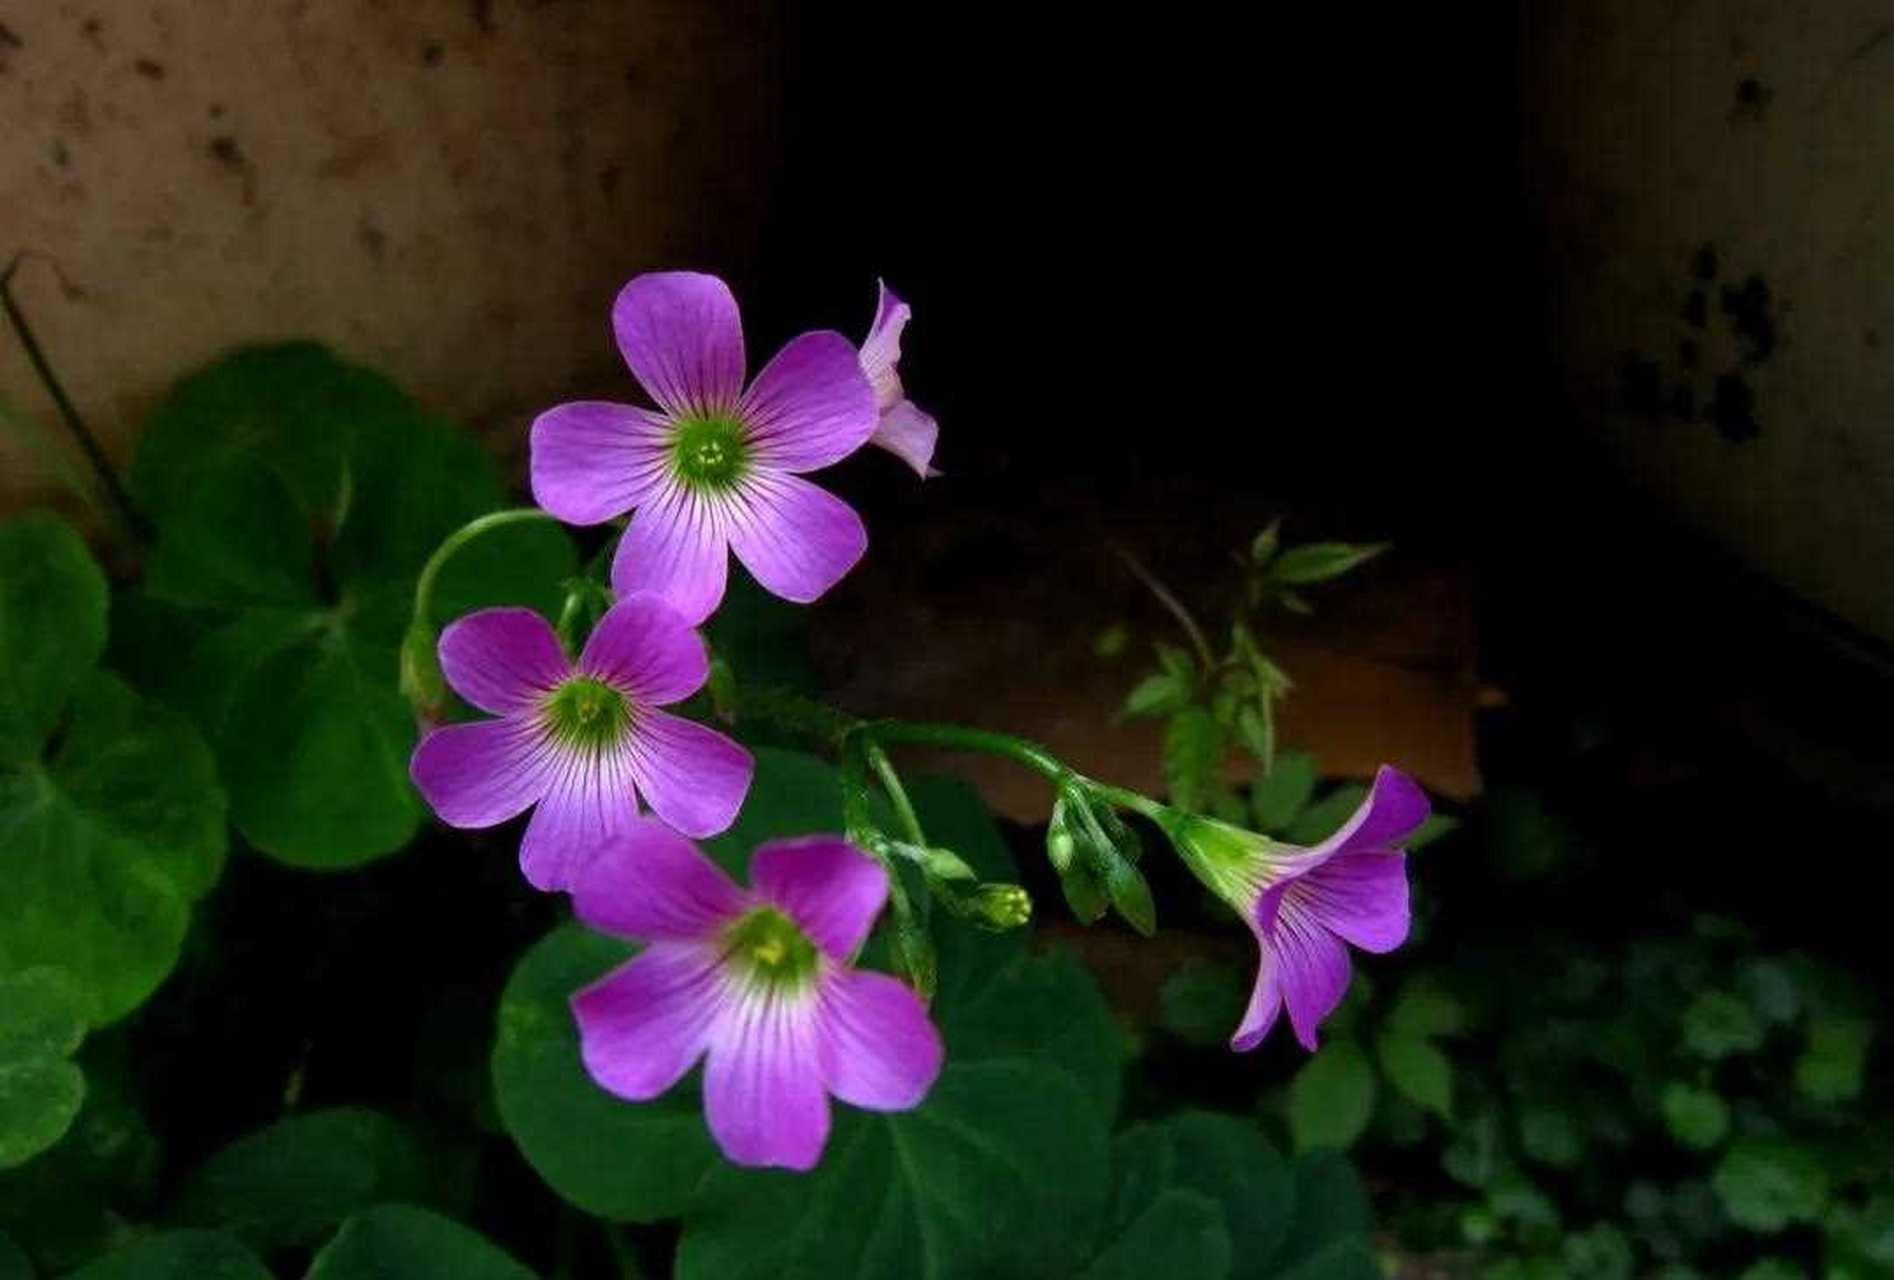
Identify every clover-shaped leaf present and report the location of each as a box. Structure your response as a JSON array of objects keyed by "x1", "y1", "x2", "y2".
[
  {"x1": 0, "y1": 515, "x2": 227, "y2": 1028},
  {"x1": 305, "y1": 1206, "x2": 536, "y2": 1280},
  {"x1": 0, "y1": 969, "x2": 88, "y2": 1170},
  {"x1": 129, "y1": 344, "x2": 574, "y2": 867}
]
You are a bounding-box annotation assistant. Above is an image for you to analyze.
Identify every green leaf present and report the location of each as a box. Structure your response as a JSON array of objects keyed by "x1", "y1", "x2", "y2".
[
  {"x1": 306, "y1": 1206, "x2": 537, "y2": 1280},
  {"x1": 1107, "y1": 1112, "x2": 1293, "y2": 1278},
  {"x1": 1376, "y1": 1032, "x2": 1452, "y2": 1118},
  {"x1": 1405, "y1": 813, "x2": 1459, "y2": 850},
  {"x1": 1123, "y1": 672, "x2": 1188, "y2": 719},
  {"x1": 1267, "y1": 543, "x2": 1386, "y2": 585},
  {"x1": 0, "y1": 1064, "x2": 84, "y2": 1173},
  {"x1": 66, "y1": 1231, "x2": 270, "y2": 1280},
  {"x1": 1713, "y1": 1140, "x2": 1829, "y2": 1233},
  {"x1": 0, "y1": 969, "x2": 89, "y2": 1169},
  {"x1": 1385, "y1": 976, "x2": 1468, "y2": 1039},
  {"x1": 1515, "y1": 1107, "x2": 1583, "y2": 1168},
  {"x1": 1660, "y1": 1083, "x2": 1730, "y2": 1150},
  {"x1": 0, "y1": 673, "x2": 226, "y2": 1024},
  {"x1": 1283, "y1": 784, "x2": 1369, "y2": 845},
  {"x1": 130, "y1": 343, "x2": 574, "y2": 868},
  {"x1": 1084, "y1": 1190, "x2": 1230, "y2": 1280},
  {"x1": 1737, "y1": 959, "x2": 1801, "y2": 1026},
  {"x1": 0, "y1": 970, "x2": 87, "y2": 1066},
  {"x1": 1163, "y1": 707, "x2": 1225, "y2": 812},
  {"x1": 492, "y1": 923, "x2": 714, "y2": 1222},
  {"x1": 169, "y1": 1107, "x2": 427, "y2": 1252},
  {"x1": 1265, "y1": 1149, "x2": 1376, "y2": 1275},
  {"x1": 1250, "y1": 519, "x2": 1282, "y2": 566},
  {"x1": 1159, "y1": 963, "x2": 1250, "y2": 1048},
  {"x1": 1682, "y1": 991, "x2": 1765, "y2": 1060},
  {"x1": 1288, "y1": 1040, "x2": 1376, "y2": 1152},
  {"x1": 0, "y1": 514, "x2": 107, "y2": 763},
  {"x1": 1561, "y1": 1222, "x2": 1634, "y2": 1280},
  {"x1": 1735, "y1": 1262, "x2": 1805, "y2": 1280},
  {"x1": 1795, "y1": 1016, "x2": 1871, "y2": 1104},
  {"x1": 701, "y1": 747, "x2": 851, "y2": 879},
  {"x1": 1251, "y1": 751, "x2": 1318, "y2": 832}
]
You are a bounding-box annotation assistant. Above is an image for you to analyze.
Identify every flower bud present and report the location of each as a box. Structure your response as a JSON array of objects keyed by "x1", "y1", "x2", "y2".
[
  {"x1": 968, "y1": 883, "x2": 1033, "y2": 932},
  {"x1": 398, "y1": 620, "x2": 445, "y2": 726}
]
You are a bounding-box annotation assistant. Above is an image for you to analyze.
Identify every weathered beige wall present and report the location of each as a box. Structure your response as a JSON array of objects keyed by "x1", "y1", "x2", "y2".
[
  {"x1": 1525, "y1": 1, "x2": 1894, "y2": 639},
  {"x1": 0, "y1": 0, "x2": 782, "y2": 508}
]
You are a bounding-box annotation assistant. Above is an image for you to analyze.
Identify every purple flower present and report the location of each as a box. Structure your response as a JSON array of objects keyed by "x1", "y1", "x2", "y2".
[
  {"x1": 857, "y1": 280, "x2": 940, "y2": 479},
  {"x1": 409, "y1": 595, "x2": 753, "y2": 892},
  {"x1": 570, "y1": 821, "x2": 943, "y2": 1171},
  {"x1": 1167, "y1": 766, "x2": 1428, "y2": 1052},
  {"x1": 531, "y1": 272, "x2": 879, "y2": 626}
]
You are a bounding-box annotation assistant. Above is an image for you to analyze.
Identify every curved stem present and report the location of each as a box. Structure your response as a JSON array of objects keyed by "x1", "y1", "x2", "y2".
[
  {"x1": 1115, "y1": 546, "x2": 1215, "y2": 674},
  {"x1": 411, "y1": 507, "x2": 558, "y2": 626},
  {"x1": 865, "y1": 720, "x2": 1067, "y2": 781},
  {"x1": 864, "y1": 741, "x2": 927, "y2": 847}
]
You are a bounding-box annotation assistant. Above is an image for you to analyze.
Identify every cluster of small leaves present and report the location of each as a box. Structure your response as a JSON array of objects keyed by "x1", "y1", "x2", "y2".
[{"x1": 1112, "y1": 523, "x2": 1384, "y2": 816}]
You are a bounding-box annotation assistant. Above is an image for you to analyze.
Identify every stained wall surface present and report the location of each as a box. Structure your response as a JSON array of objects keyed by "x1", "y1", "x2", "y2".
[{"x1": 0, "y1": 0, "x2": 783, "y2": 508}]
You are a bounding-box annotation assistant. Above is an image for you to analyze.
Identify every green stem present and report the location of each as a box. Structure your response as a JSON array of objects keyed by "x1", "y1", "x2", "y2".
[
  {"x1": 864, "y1": 740, "x2": 927, "y2": 847},
  {"x1": 1115, "y1": 545, "x2": 1216, "y2": 674},
  {"x1": 865, "y1": 720, "x2": 1068, "y2": 781},
  {"x1": 411, "y1": 507, "x2": 558, "y2": 626},
  {"x1": 1094, "y1": 783, "x2": 1169, "y2": 824}
]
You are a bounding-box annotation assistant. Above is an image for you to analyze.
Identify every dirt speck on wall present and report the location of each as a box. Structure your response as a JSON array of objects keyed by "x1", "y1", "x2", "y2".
[{"x1": 0, "y1": 0, "x2": 785, "y2": 510}]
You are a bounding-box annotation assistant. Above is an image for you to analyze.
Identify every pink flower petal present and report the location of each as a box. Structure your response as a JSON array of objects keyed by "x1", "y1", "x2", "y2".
[
  {"x1": 610, "y1": 482, "x2": 731, "y2": 627},
  {"x1": 870, "y1": 398, "x2": 940, "y2": 479},
  {"x1": 1292, "y1": 851, "x2": 1409, "y2": 954},
  {"x1": 858, "y1": 280, "x2": 910, "y2": 413},
  {"x1": 1230, "y1": 943, "x2": 1283, "y2": 1053},
  {"x1": 1271, "y1": 902, "x2": 1353, "y2": 1052},
  {"x1": 749, "y1": 836, "x2": 887, "y2": 959},
  {"x1": 623, "y1": 708, "x2": 753, "y2": 839},
  {"x1": 739, "y1": 332, "x2": 878, "y2": 472},
  {"x1": 517, "y1": 746, "x2": 640, "y2": 891},
  {"x1": 572, "y1": 943, "x2": 726, "y2": 1100},
  {"x1": 578, "y1": 593, "x2": 709, "y2": 706},
  {"x1": 570, "y1": 817, "x2": 749, "y2": 942},
  {"x1": 816, "y1": 969, "x2": 942, "y2": 1110},
  {"x1": 529, "y1": 400, "x2": 674, "y2": 526},
  {"x1": 725, "y1": 472, "x2": 867, "y2": 605},
  {"x1": 437, "y1": 608, "x2": 570, "y2": 715},
  {"x1": 410, "y1": 718, "x2": 555, "y2": 828},
  {"x1": 612, "y1": 272, "x2": 746, "y2": 418},
  {"x1": 704, "y1": 988, "x2": 830, "y2": 1171}
]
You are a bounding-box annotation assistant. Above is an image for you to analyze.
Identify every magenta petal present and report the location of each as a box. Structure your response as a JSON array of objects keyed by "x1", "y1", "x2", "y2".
[
  {"x1": 610, "y1": 483, "x2": 730, "y2": 627},
  {"x1": 624, "y1": 709, "x2": 753, "y2": 839},
  {"x1": 704, "y1": 990, "x2": 830, "y2": 1171},
  {"x1": 612, "y1": 272, "x2": 746, "y2": 417},
  {"x1": 749, "y1": 836, "x2": 887, "y2": 959},
  {"x1": 572, "y1": 943, "x2": 724, "y2": 1100},
  {"x1": 1272, "y1": 905, "x2": 1353, "y2": 1052},
  {"x1": 871, "y1": 399, "x2": 940, "y2": 479},
  {"x1": 517, "y1": 748, "x2": 640, "y2": 891},
  {"x1": 816, "y1": 970, "x2": 942, "y2": 1110},
  {"x1": 740, "y1": 332, "x2": 878, "y2": 472},
  {"x1": 410, "y1": 718, "x2": 553, "y2": 828},
  {"x1": 578, "y1": 594, "x2": 708, "y2": 706},
  {"x1": 726, "y1": 472, "x2": 867, "y2": 605},
  {"x1": 1231, "y1": 944, "x2": 1283, "y2": 1053},
  {"x1": 571, "y1": 818, "x2": 748, "y2": 941},
  {"x1": 1322, "y1": 766, "x2": 1431, "y2": 860},
  {"x1": 858, "y1": 280, "x2": 910, "y2": 413},
  {"x1": 437, "y1": 608, "x2": 570, "y2": 715},
  {"x1": 530, "y1": 401, "x2": 674, "y2": 526},
  {"x1": 1294, "y1": 851, "x2": 1410, "y2": 954}
]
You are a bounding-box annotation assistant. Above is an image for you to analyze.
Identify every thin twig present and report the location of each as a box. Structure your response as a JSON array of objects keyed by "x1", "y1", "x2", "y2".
[
  {"x1": 1, "y1": 253, "x2": 149, "y2": 541},
  {"x1": 1113, "y1": 545, "x2": 1217, "y2": 674}
]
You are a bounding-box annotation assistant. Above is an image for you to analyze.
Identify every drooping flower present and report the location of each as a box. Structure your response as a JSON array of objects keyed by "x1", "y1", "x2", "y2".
[
  {"x1": 570, "y1": 821, "x2": 943, "y2": 1171},
  {"x1": 1165, "y1": 765, "x2": 1428, "y2": 1052},
  {"x1": 857, "y1": 280, "x2": 940, "y2": 479},
  {"x1": 531, "y1": 272, "x2": 879, "y2": 626},
  {"x1": 409, "y1": 594, "x2": 753, "y2": 892}
]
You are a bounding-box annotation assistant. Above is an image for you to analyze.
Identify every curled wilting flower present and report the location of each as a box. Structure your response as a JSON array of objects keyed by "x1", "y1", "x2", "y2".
[
  {"x1": 571, "y1": 822, "x2": 943, "y2": 1171},
  {"x1": 409, "y1": 595, "x2": 753, "y2": 891},
  {"x1": 531, "y1": 272, "x2": 879, "y2": 625},
  {"x1": 1165, "y1": 766, "x2": 1428, "y2": 1051},
  {"x1": 857, "y1": 280, "x2": 940, "y2": 479}
]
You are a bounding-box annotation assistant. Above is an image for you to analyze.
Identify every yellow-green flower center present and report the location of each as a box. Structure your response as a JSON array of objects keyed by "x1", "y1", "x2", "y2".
[
  {"x1": 722, "y1": 906, "x2": 819, "y2": 989},
  {"x1": 541, "y1": 676, "x2": 632, "y2": 754},
  {"x1": 671, "y1": 414, "x2": 751, "y2": 492}
]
